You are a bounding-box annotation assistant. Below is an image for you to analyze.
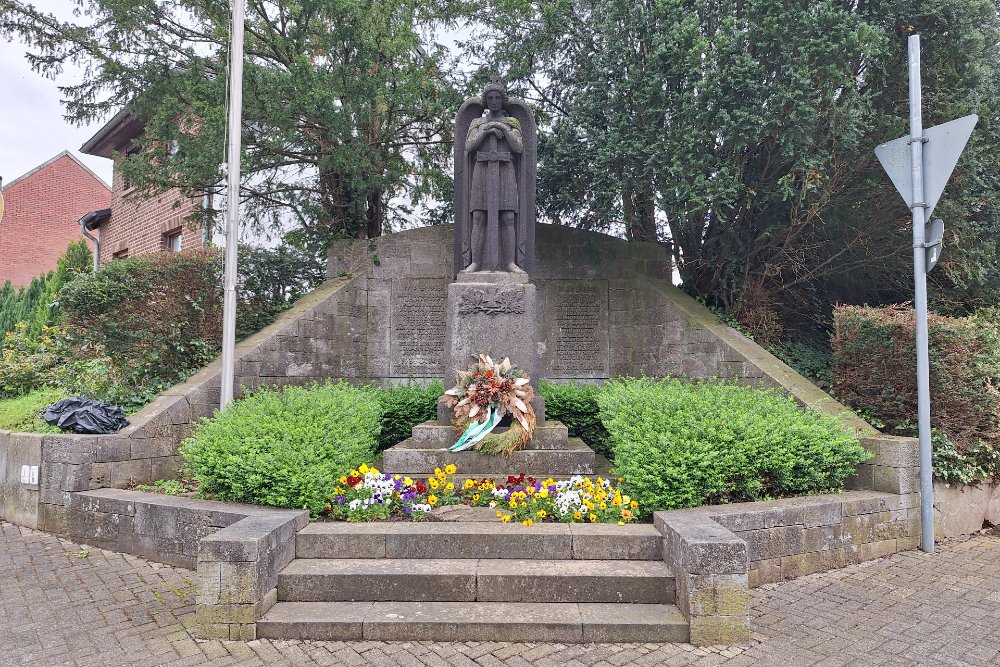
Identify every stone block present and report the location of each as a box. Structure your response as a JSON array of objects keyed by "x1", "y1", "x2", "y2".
[
  {"x1": 568, "y1": 524, "x2": 662, "y2": 560},
  {"x1": 110, "y1": 458, "x2": 152, "y2": 487},
  {"x1": 748, "y1": 558, "x2": 782, "y2": 588},
  {"x1": 874, "y1": 464, "x2": 919, "y2": 495},
  {"x1": 802, "y1": 524, "x2": 846, "y2": 552},
  {"x1": 61, "y1": 463, "x2": 92, "y2": 492},
  {"x1": 742, "y1": 525, "x2": 804, "y2": 561},
  {"x1": 475, "y1": 559, "x2": 672, "y2": 604},
  {"x1": 134, "y1": 503, "x2": 180, "y2": 539},
  {"x1": 858, "y1": 539, "x2": 898, "y2": 561},
  {"x1": 38, "y1": 501, "x2": 69, "y2": 534},
  {"x1": 443, "y1": 280, "x2": 538, "y2": 386},
  {"x1": 802, "y1": 501, "x2": 843, "y2": 528},
  {"x1": 40, "y1": 462, "x2": 65, "y2": 490},
  {"x1": 845, "y1": 464, "x2": 875, "y2": 491},
  {"x1": 151, "y1": 456, "x2": 184, "y2": 481},
  {"x1": 688, "y1": 615, "x2": 750, "y2": 646},
  {"x1": 219, "y1": 561, "x2": 268, "y2": 605},
  {"x1": 131, "y1": 438, "x2": 178, "y2": 459},
  {"x1": 197, "y1": 602, "x2": 260, "y2": 625},
  {"x1": 711, "y1": 510, "x2": 765, "y2": 532},
  {"x1": 762, "y1": 506, "x2": 804, "y2": 528},
  {"x1": 842, "y1": 494, "x2": 888, "y2": 516}
]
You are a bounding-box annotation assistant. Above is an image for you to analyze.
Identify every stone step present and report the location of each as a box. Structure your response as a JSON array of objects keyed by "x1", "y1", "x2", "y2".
[
  {"x1": 383, "y1": 437, "x2": 596, "y2": 475},
  {"x1": 386, "y1": 453, "x2": 613, "y2": 488},
  {"x1": 257, "y1": 601, "x2": 689, "y2": 643},
  {"x1": 411, "y1": 420, "x2": 570, "y2": 449},
  {"x1": 296, "y1": 521, "x2": 663, "y2": 561},
  {"x1": 277, "y1": 558, "x2": 673, "y2": 604}
]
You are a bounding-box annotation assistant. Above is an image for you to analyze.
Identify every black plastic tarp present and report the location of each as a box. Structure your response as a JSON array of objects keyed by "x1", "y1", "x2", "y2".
[{"x1": 43, "y1": 397, "x2": 130, "y2": 434}]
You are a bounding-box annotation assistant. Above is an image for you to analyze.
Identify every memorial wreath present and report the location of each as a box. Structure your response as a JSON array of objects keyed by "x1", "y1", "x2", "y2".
[{"x1": 442, "y1": 354, "x2": 537, "y2": 456}]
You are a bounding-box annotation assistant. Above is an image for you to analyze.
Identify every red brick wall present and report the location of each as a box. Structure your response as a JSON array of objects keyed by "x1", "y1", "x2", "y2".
[
  {"x1": 99, "y1": 156, "x2": 205, "y2": 263},
  {"x1": 0, "y1": 154, "x2": 111, "y2": 287}
]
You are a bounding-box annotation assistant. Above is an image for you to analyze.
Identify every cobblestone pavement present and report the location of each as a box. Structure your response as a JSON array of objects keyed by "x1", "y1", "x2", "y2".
[{"x1": 3, "y1": 520, "x2": 999, "y2": 667}]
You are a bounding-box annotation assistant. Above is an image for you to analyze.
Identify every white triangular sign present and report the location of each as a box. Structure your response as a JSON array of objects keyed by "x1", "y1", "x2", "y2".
[{"x1": 874, "y1": 114, "x2": 978, "y2": 220}]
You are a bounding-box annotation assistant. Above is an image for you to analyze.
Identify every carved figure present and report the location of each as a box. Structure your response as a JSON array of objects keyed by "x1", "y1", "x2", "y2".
[{"x1": 454, "y1": 78, "x2": 537, "y2": 275}]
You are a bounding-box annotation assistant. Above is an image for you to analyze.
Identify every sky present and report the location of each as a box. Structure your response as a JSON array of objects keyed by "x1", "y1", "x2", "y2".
[{"x1": 0, "y1": 1, "x2": 114, "y2": 188}]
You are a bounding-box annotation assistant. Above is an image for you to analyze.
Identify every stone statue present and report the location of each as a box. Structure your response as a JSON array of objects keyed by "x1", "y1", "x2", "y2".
[{"x1": 454, "y1": 77, "x2": 536, "y2": 276}]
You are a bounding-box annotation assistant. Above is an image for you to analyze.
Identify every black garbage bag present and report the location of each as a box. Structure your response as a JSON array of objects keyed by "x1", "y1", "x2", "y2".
[{"x1": 43, "y1": 397, "x2": 130, "y2": 434}]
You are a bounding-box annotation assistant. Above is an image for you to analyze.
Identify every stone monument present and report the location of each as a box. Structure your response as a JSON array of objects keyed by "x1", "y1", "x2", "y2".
[
  {"x1": 382, "y1": 78, "x2": 598, "y2": 476},
  {"x1": 443, "y1": 78, "x2": 541, "y2": 414}
]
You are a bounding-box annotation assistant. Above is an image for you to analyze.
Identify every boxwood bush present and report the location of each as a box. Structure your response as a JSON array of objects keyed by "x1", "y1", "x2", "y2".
[
  {"x1": 537, "y1": 379, "x2": 613, "y2": 460},
  {"x1": 180, "y1": 381, "x2": 382, "y2": 515},
  {"x1": 598, "y1": 377, "x2": 871, "y2": 516},
  {"x1": 376, "y1": 380, "x2": 443, "y2": 450}
]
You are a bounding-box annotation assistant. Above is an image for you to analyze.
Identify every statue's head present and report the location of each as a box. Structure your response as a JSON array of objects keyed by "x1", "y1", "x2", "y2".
[{"x1": 481, "y1": 76, "x2": 508, "y2": 113}]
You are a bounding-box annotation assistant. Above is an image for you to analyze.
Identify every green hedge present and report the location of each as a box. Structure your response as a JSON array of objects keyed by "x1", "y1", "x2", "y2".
[
  {"x1": 180, "y1": 381, "x2": 382, "y2": 515},
  {"x1": 598, "y1": 377, "x2": 870, "y2": 516},
  {"x1": 537, "y1": 380, "x2": 613, "y2": 460},
  {"x1": 833, "y1": 304, "x2": 1000, "y2": 452},
  {"x1": 59, "y1": 250, "x2": 222, "y2": 409},
  {"x1": 377, "y1": 381, "x2": 442, "y2": 450}
]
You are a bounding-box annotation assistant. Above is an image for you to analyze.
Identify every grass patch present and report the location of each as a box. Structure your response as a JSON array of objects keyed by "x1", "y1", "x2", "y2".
[{"x1": 0, "y1": 388, "x2": 65, "y2": 433}]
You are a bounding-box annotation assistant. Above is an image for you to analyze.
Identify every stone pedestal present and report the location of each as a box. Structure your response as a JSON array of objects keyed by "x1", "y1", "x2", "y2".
[{"x1": 443, "y1": 271, "x2": 541, "y2": 420}]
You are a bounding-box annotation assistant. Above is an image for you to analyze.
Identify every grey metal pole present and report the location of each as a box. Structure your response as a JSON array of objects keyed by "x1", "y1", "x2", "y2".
[
  {"x1": 220, "y1": 0, "x2": 245, "y2": 410},
  {"x1": 908, "y1": 35, "x2": 934, "y2": 553}
]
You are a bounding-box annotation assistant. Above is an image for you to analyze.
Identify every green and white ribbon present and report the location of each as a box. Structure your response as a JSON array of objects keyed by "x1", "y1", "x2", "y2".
[{"x1": 448, "y1": 406, "x2": 501, "y2": 452}]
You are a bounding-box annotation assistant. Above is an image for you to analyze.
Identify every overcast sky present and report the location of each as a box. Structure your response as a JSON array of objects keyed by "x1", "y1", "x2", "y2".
[{"x1": 0, "y1": 1, "x2": 114, "y2": 188}]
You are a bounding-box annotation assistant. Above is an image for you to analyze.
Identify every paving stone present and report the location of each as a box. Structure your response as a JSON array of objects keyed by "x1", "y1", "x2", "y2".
[{"x1": 3, "y1": 520, "x2": 1000, "y2": 666}]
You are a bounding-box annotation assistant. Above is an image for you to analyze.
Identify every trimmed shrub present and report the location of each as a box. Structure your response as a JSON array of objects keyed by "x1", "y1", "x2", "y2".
[
  {"x1": 833, "y1": 305, "x2": 1000, "y2": 450},
  {"x1": 376, "y1": 381, "x2": 442, "y2": 450},
  {"x1": 598, "y1": 377, "x2": 870, "y2": 516},
  {"x1": 538, "y1": 379, "x2": 613, "y2": 460},
  {"x1": 0, "y1": 387, "x2": 64, "y2": 433},
  {"x1": 180, "y1": 381, "x2": 383, "y2": 515}
]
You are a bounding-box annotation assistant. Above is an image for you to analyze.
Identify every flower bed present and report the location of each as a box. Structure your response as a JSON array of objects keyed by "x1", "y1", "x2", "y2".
[{"x1": 324, "y1": 464, "x2": 639, "y2": 526}]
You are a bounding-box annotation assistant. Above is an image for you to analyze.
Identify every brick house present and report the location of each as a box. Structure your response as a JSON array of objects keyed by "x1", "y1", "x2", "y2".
[
  {"x1": 0, "y1": 151, "x2": 111, "y2": 287},
  {"x1": 79, "y1": 109, "x2": 211, "y2": 263}
]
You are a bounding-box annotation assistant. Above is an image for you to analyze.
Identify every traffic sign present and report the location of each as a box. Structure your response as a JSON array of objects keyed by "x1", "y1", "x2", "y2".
[
  {"x1": 925, "y1": 218, "x2": 944, "y2": 272},
  {"x1": 874, "y1": 114, "x2": 978, "y2": 220}
]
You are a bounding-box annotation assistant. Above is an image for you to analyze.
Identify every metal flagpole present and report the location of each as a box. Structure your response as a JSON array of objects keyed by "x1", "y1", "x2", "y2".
[
  {"x1": 220, "y1": 0, "x2": 245, "y2": 410},
  {"x1": 907, "y1": 35, "x2": 934, "y2": 554}
]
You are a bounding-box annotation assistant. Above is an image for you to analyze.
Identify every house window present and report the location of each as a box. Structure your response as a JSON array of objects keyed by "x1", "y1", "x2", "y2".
[
  {"x1": 122, "y1": 145, "x2": 142, "y2": 193},
  {"x1": 165, "y1": 231, "x2": 183, "y2": 252},
  {"x1": 112, "y1": 248, "x2": 129, "y2": 260}
]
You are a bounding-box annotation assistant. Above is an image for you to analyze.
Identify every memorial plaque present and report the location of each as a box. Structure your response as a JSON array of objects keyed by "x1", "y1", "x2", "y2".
[
  {"x1": 389, "y1": 278, "x2": 449, "y2": 378},
  {"x1": 540, "y1": 280, "x2": 610, "y2": 378}
]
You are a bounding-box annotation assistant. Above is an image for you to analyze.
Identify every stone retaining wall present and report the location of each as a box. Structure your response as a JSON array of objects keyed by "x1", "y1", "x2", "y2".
[
  {"x1": 62, "y1": 488, "x2": 307, "y2": 640},
  {"x1": 934, "y1": 479, "x2": 1000, "y2": 539},
  {"x1": 654, "y1": 433, "x2": 921, "y2": 645},
  {"x1": 0, "y1": 275, "x2": 363, "y2": 531}
]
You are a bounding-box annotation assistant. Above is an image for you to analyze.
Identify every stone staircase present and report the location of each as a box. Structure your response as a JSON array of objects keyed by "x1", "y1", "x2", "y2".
[
  {"x1": 257, "y1": 408, "x2": 688, "y2": 643},
  {"x1": 257, "y1": 522, "x2": 688, "y2": 642}
]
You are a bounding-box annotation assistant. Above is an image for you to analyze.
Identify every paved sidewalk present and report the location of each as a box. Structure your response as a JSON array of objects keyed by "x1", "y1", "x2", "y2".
[{"x1": 2, "y1": 521, "x2": 998, "y2": 666}]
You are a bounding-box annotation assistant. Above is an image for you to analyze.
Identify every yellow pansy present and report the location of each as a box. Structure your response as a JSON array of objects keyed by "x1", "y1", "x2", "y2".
[
  {"x1": 403, "y1": 477, "x2": 413, "y2": 486},
  {"x1": 522, "y1": 519, "x2": 533, "y2": 527},
  {"x1": 428, "y1": 477, "x2": 440, "y2": 490},
  {"x1": 589, "y1": 513, "x2": 598, "y2": 523},
  {"x1": 427, "y1": 494, "x2": 438, "y2": 506},
  {"x1": 444, "y1": 464, "x2": 457, "y2": 475},
  {"x1": 463, "y1": 479, "x2": 475, "y2": 490},
  {"x1": 359, "y1": 464, "x2": 369, "y2": 474},
  {"x1": 630, "y1": 501, "x2": 639, "y2": 509},
  {"x1": 501, "y1": 515, "x2": 511, "y2": 523}
]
